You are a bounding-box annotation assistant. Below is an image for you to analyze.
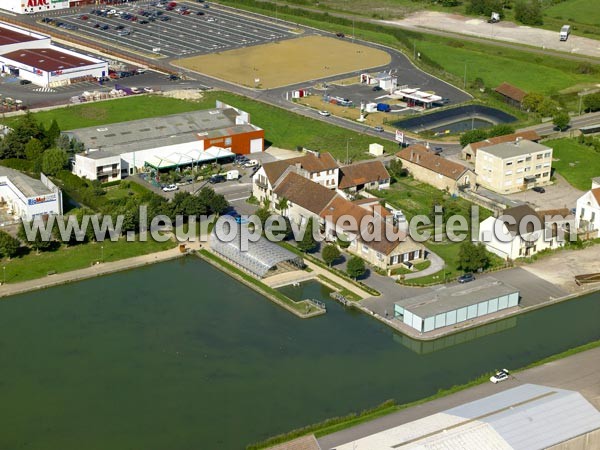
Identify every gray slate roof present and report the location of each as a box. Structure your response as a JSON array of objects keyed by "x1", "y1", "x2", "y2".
[{"x1": 479, "y1": 139, "x2": 551, "y2": 159}]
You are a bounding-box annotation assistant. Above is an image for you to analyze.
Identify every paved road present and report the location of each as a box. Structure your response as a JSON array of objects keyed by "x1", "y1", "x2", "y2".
[{"x1": 318, "y1": 345, "x2": 600, "y2": 449}]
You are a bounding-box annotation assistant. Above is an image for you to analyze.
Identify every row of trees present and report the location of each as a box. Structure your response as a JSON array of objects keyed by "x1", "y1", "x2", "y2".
[
  {"x1": 459, "y1": 123, "x2": 516, "y2": 147},
  {"x1": 467, "y1": 0, "x2": 543, "y2": 25}
]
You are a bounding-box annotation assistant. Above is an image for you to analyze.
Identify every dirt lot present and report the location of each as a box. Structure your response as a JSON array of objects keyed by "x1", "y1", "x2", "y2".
[
  {"x1": 177, "y1": 35, "x2": 391, "y2": 89},
  {"x1": 507, "y1": 173, "x2": 583, "y2": 210},
  {"x1": 386, "y1": 11, "x2": 600, "y2": 59}
]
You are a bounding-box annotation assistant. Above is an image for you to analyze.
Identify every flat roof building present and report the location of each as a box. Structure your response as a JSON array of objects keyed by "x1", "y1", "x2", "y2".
[
  {"x1": 69, "y1": 101, "x2": 264, "y2": 182},
  {"x1": 0, "y1": 168, "x2": 62, "y2": 222},
  {"x1": 394, "y1": 277, "x2": 519, "y2": 333},
  {"x1": 0, "y1": 22, "x2": 108, "y2": 88}
]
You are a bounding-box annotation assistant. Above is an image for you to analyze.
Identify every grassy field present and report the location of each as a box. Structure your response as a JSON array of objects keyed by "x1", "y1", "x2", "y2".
[
  {"x1": 179, "y1": 35, "x2": 390, "y2": 89},
  {"x1": 2, "y1": 238, "x2": 175, "y2": 284},
  {"x1": 1, "y1": 92, "x2": 391, "y2": 161},
  {"x1": 7, "y1": 96, "x2": 205, "y2": 130},
  {"x1": 544, "y1": 0, "x2": 600, "y2": 26},
  {"x1": 546, "y1": 138, "x2": 600, "y2": 190}
]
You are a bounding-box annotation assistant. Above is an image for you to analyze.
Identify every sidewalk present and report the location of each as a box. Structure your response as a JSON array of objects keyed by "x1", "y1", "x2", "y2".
[
  {"x1": 403, "y1": 251, "x2": 444, "y2": 280},
  {"x1": 0, "y1": 246, "x2": 185, "y2": 299}
]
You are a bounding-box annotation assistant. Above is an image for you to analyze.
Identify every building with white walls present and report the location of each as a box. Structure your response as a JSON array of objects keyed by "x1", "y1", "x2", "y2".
[{"x1": 0, "y1": 168, "x2": 62, "y2": 222}]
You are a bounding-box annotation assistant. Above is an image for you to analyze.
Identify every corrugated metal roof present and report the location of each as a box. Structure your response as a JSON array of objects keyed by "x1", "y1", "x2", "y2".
[{"x1": 0, "y1": 165, "x2": 52, "y2": 197}]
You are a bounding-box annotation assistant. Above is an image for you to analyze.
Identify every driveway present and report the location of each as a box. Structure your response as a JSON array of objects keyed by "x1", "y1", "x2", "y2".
[{"x1": 507, "y1": 173, "x2": 582, "y2": 211}]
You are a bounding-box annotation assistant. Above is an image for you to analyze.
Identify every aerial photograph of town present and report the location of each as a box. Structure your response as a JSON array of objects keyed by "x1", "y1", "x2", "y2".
[{"x1": 0, "y1": 0, "x2": 599, "y2": 448}]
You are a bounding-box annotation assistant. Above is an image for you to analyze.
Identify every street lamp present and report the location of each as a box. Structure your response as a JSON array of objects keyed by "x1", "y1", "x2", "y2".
[
  {"x1": 101, "y1": 245, "x2": 104, "y2": 263},
  {"x1": 2, "y1": 266, "x2": 5, "y2": 285}
]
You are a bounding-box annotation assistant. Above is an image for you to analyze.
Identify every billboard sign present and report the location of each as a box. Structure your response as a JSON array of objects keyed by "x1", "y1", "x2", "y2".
[{"x1": 395, "y1": 130, "x2": 404, "y2": 143}]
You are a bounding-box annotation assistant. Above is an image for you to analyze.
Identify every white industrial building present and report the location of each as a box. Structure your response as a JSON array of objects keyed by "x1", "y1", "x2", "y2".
[
  {"x1": 335, "y1": 384, "x2": 600, "y2": 450},
  {"x1": 69, "y1": 102, "x2": 264, "y2": 182},
  {"x1": 0, "y1": 0, "x2": 70, "y2": 15},
  {"x1": 575, "y1": 181, "x2": 600, "y2": 238},
  {"x1": 0, "y1": 22, "x2": 108, "y2": 87},
  {"x1": 394, "y1": 278, "x2": 519, "y2": 334},
  {"x1": 0, "y1": 168, "x2": 62, "y2": 222}
]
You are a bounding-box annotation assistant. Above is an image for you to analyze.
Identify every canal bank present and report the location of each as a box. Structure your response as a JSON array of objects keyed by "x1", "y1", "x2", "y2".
[{"x1": 0, "y1": 257, "x2": 599, "y2": 450}]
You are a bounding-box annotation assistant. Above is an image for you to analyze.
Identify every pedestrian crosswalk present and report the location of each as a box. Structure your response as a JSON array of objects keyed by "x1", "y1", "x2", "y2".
[{"x1": 33, "y1": 87, "x2": 56, "y2": 93}]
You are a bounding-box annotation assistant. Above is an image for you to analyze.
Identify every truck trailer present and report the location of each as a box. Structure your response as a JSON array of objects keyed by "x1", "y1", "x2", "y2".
[{"x1": 560, "y1": 25, "x2": 571, "y2": 41}]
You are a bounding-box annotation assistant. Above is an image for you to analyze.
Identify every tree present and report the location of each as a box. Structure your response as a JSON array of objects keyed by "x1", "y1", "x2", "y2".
[
  {"x1": 458, "y1": 241, "x2": 490, "y2": 272},
  {"x1": 521, "y1": 92, "x2": 545, "y2": 112},
  {"x1": 466, "y1": 0, "x2": 504, "y2": 16},
  {"x1": 24, "y1": 138, "x2": 45, "y2": 162},
  {"x1": 56, "y1": 134, "x2": 71, "y2": 152},
  {"x1": 297, "y1": 217, "x2": 316, "y2": 253},
  {"x1": 44, "y1": 119, "x2": 61, "y2": 149},
  {"x1": 553, "y1": 112, "x2": 570, "y2": 131},
  {"x1": 514, "y1": 0, "x2": 543, "y2": 25},
  {"x1": 460, "y1": 129, "x2": 488, "y2": 147},
  {"x1": 18, "y1": 221, "x2": 54, "y2": 253},
  {"x1": 0, "y1": 113, "x2": 46, "y2": 159},
  {"x1": 487, "y1": 124, "x2": 515, "y2": 138},
  {"x1": 0, "y1": 230, "x2": 20, "y2": 259},
  {"x1": 346, "y1": 256, "x2": 366, "y2": 280},
  {"x1": 388, "y1": 158, "x2": 406, "y2": 179},
  {"x1": 322, "y1": 244, "x2": 341, "y2": 267},
  {"x1": 583, "y1": 93, "x2": 600, "y2": 113},
  {"x1": 537, "y1": 98, "x2": 559, "y2": 118},
  {"x1": 276, "y1": 197, "x2": 289, "y2": 215},
  {"x1": 41, "y1": 148, "x2": 68, "y2": 175}
]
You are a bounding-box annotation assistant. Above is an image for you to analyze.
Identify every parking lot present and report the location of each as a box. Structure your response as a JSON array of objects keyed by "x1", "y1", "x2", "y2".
[{"x1": 40, "y1": 2, "x2": 296, "y2": 59}]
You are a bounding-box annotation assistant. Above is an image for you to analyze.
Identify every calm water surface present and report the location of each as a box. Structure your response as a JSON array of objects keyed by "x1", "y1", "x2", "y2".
[{"x1": 0, "y1": 257, "x2": 599, "y2": 450}]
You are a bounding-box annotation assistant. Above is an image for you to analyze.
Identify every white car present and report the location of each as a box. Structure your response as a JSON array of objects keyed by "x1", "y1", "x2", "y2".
[
  {"x1": 243, "y1": 160, "x2": 259, "y2": 168},
  {"x1": 318, "y1": 110, "x2": 331, "y2": 117},
  {"x1": 162, "y1": 184, "x2": 178, "y2": 192},
  {"x1": 130, "y1": 87, "x2": 141, "y2": 94},
  {"x1": 490, "y1": 369, "x2": 510, "y2": 384},
  {"x1": 143, "y1": 87, "x2": 154, "y2": 93}
]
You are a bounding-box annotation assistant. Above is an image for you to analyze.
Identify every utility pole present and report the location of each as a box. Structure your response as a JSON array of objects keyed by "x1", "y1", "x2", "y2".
[
  {"x1": 463, "y1": 62, "x2": 467, "y2": 89},
  {"x1": 352, "y1": 17, "x2": 355, "y2": 43}
]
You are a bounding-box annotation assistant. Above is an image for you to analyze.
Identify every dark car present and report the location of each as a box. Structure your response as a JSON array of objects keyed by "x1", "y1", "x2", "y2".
[
  {"x1": 203, "y1": 3, "x2": 210, "y2": 8},
  {"x1": 532, "y1": 186, "x2": 546, "y2": 193},
  {"x1": 19, "y1": 79, "x2": 32, "y2": 85},
  {"x1": 457, "y1": 273, "x2": 475, "y2": 283},
  {"x1": 100, "y1": 24, "x2": 109, "y2": 30},
  {"x1": 432, "y1": 147, "x2": 443, "y2": 155},
  {"x1": 168, "y1": 74, "x2": 180, "y2": 81},
  {"x1": 372, "y1": 86, "x2": 382, "y2": 91},
  {"x1": 196, "y1": 10, "x2": 205, "y2": 15},
  {"x1": 336, "y1": 32, "x2": 345, "y2": 38},
  {"x1": 139, "y1": 19, "x2": 149, "y2": 24},
  {"x1": 209, "y1": 175, "x2": 225, "y2": 184},
  {"x1": 160, "y1": 16, "x2": 171, "y2": 21}
]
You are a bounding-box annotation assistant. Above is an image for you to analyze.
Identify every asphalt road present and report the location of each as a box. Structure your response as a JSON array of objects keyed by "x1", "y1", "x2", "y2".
[{"x1": 318, "y1": 346, "x2": 600, "y2": 449}]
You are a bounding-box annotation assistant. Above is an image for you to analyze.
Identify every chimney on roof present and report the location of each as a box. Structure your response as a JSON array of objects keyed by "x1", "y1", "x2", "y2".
[
  {"x1": 515, "y1": 137, "x2": 522, "y2": 145},
  {"x1": 425, "y1": 142, "x2": 430, "y2": 149},
  {"x1": 410, "y1": 151, "x2": 415, "y2": 161},
  {"x1": 295, "y1": 162, "x2": 302, "y2": 170},
  {"x1": 416, "y1": 154, "x2": 420, "y2": 164}
]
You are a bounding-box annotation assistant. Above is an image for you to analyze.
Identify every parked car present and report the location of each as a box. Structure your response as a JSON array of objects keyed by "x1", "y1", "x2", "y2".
[
  {"x1": 131, "y1": 87, "x2": 142, "y2": 94},
  {"x1": 490, "y1": 369, "x2": 510, "y2": 384},
  {"x1": 372, "y1": 86, "x2": 382, "y2": 91},
  {"x1": 19, "y1": 80, "x2": 32, "y2": 85},
  {"x1": 318, "y1": 110, "x2": 330, "y2": 117},
  {"x1": 162, "y1": 184, "x2": 178, "y2": 192},
  {"x1": 432, "y1": 147, "x2": 443, "y2": 155},
  {"x1": 196, "y1": 11, "x2": 205, "y2": 15},
  {"x1": 143, "y1": 87, "x2": 154, "y2": 93},
  {"x1": 532, "y1": 186, "x2": 546, "y2": 193},
  {"x1": 243, "y1": 160, "x2": 259, "y2": 168},
  {"x1": 168, "y1": 74, "x2": 180, "y2": 81},
  {"x1": 79, "y1": 15, "x2": 89, "y2": 20},
  {"x1": 209, "y1": 175, "x2": 225, "y2": 184},
  {"x1": 457, "y1": 273, "x2": 475, "y2": 283},
  {"x1": 373, "y1": 126, "x2": 384, "y2": 132},
  {"x1": 336, "y1": 32, "x2": 345, "y2": 38}
]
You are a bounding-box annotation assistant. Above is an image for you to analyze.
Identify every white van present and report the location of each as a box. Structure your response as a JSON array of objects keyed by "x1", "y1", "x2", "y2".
[{"x1": 226, "y1": 170, "x2": 240, "y2": 180}]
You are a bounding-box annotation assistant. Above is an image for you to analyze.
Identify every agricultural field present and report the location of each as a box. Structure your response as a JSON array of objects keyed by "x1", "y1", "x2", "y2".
[
  {"x1": 178, "y1": 35, "x2": 390, "y2": 88},
  {"x1": 544, "y1": 0, "x2": 600, "y2": 27}
]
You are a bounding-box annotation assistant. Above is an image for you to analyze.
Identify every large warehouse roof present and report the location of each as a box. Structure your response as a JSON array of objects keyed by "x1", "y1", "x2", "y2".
[
  {"x1": 336, "y1": 384, "x2": 600, "y2": 450},
  {"x1": 210, "y1": 226, "x2": 304, "y2": 278},
  {"x1": 0, "y1": 166, "x2": 52, "y2": 197},
  {"x1": 0, "y1": 24, "x2": 46, "y2": 46},
  {"x1": 2, "y1": 47, "x2": 97, "y2": 72},
  {"x1": 66, "y1": 107, "x2": 260, "y2": 156},
  {"x1": 395, "y1": 277, "x2": 518, "y2": 318}
]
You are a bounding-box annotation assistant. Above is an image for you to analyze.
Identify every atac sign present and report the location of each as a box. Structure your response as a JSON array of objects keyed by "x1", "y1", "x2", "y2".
[{"x1": 26, "y1": 0, "x2": 49, "y2": 6}]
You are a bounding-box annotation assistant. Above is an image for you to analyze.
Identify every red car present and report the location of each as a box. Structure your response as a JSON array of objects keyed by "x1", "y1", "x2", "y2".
[
  {"x1": 79, "y1": 15, "x2": 89, "y2": 20},
  {"x1": 181, "y1": 10, "x2": 191, "y2": 15},
  {"x1": 168, "y1": 1, "x2": 177, "y2": 6}
]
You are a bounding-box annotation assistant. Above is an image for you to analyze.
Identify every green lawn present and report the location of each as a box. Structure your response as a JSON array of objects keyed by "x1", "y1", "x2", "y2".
[
  {"x1": 2, "y1": 238, "x2": 175, "y2": 284},
  {"x1": 2, "y1": 92, "x2": 391, "y2": 162},
  {"x1": 104, "y1": 180, "x2": 154, "y2": 201},
  {"x1": 544, "y1": 0, "x2": 600, "y2": 26},
  {"x1": 371, "y1": 177, "x2": 492, "y2": 223},
  {"x1": 7, "y1": 96, "x2": 205, "y2": 130},
  {"x1": 414, "y1": 38, "x2": 598, "y2": 95},
  {"x1": 546, "y1": 138, "x2": 600, "y2": 190}
]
